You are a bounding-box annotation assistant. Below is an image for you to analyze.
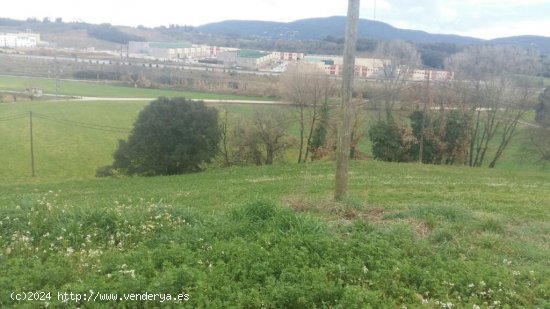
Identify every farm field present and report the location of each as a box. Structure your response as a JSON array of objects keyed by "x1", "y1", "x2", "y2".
[
  {"x1": 0, "y1": 161, "x2": 548, "y2": 307},
  {"x1": 0, "y1": 97, "x2": 544, "y2": 183},
  {"x1": 0, "y1": 75, "x2": 272, "y2": 100}
]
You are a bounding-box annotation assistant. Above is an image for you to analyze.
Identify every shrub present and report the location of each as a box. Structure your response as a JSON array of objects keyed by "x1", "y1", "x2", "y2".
[
  {"x1": 109, "y1": 97, "x2": 220, "y2": 176},
  {"x1": 368, "y1": 120, "x2": 414, "y2": 162}
]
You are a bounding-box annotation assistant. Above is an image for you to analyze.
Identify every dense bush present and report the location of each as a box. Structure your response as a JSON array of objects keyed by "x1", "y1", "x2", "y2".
[
  {"x1": 408, "y1": 110, "x2": 470, "y2": 165},
  {"x1": 370, "y1": 111, "x2": 471, "y2": 165},
  {"x1": 368, "y1": 120, "x2": 414, "y2": 162},
  {"x1": 108, "y1": 97, "x2": 220, "y2": 176},
  {"x1": 409, "y1": 110, "x2": 442, "y2": 164},
  {"x1": 73, "y1": 70, "x2": 122, "y2": 81}
]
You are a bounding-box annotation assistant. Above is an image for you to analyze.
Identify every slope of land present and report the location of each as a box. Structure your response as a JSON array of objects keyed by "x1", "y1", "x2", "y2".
[{"x1": 0, "y1": 161, "x2": 548, "y2": 307}]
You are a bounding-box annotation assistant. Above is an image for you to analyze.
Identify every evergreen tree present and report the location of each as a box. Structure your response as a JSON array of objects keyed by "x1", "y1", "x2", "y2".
[{"x1": 110, "y1": 97, "x2": 220, "y2": 176}]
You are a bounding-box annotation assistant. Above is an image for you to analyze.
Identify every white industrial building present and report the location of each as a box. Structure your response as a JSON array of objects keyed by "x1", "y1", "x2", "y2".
[
  {"x1": 303, "y1": 55, "x2": 388, "y2": 78},
  {"x1": 0, "y1": 32, "x2": 40, "y2": 48},
  {"x1": 303, "y1": 55, "x2": 453, "y2": 81},
  {"x1": 128, "y1": 41, "x2": 237, "y2": 60},
  {"x1": 217, "y1": 50, "x2": 277, "y2": 70},
  {"x1": 128, "y1": 41, "x2": 208, "y2": 60},
  {"x1": 272, "y1": 51, "x2": 304, "y2": 61},
  {"x1": 408, "y1": 69, "x2": 454, "y2": 81}
]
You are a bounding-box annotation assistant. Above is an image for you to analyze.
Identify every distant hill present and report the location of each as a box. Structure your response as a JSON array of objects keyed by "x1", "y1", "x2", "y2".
[
  {"x1": 197, "y1": 16, "x2": 550, "y2": 53},
  {"x1": 196, "y1": 16, "x2": 483, "y2": 44},
  {"x1": 2, "y1": 16, "x2": 549, "y2": 55},
  {"x1": 488, "y1": 36, "x2": 550, "y2": 54}
]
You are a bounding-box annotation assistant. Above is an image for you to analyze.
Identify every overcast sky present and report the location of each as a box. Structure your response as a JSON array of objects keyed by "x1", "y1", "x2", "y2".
[{"x1": 2, "y1": 0, "x2": 549, "y2": 39}]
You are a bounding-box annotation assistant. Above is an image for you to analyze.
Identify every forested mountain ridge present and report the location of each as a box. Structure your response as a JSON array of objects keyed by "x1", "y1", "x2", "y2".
[{"x1": 197, "y1": 16, "x2": 550, "y2": 54}]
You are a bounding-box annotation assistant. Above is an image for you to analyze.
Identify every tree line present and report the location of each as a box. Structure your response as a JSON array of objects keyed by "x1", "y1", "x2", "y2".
[
  {"x1": 98, "y1": 41, "x2": 548, "y2": 177},
  {"x1": 366, "y1": 42, "x2": 546, "y2": 168}
]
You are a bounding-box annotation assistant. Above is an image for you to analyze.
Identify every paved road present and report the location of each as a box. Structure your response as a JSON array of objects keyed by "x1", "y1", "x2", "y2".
[
  {"x1": 0, "y1": 89, "x2": 285, "y2": 105},
  {"x1": 75, "y1": 96, "x2": 286, "y2": 105}
]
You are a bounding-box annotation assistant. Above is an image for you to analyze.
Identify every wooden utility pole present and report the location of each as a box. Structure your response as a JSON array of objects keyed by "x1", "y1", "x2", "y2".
[
  {"x1": 335, "y1": 0, "x2": 360, "y2": 200},
  {"x1": 29, "y1": 111, "x2": 35, "y2": 177}
]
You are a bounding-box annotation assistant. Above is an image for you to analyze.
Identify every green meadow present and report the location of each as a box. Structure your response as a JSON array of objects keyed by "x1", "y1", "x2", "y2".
[
  {"x1": 1, "y1": 97, "x2": 543, "y2": 182},
  {"x1": 0, "y1": 100, "x2": 146, "y2": 182},
  {"x1": 0, "y1": 75, "x2": 270, "y2": 100},
  {"x1": 0, "y1": 81, "x2": 549, "y2": 307},
  {"x1": 0, "y1": 161, "x2": 548, "y2": 307}
]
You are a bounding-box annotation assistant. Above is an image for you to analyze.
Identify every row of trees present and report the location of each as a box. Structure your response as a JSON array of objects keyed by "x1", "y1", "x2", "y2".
[
  {"x1": 99, "y1": 97, "x2": 306, "y2": 177},
  {"x1": 100, "y1": 42, "x2": 547, "y2": 177},
  {"x1": 99, "y1": 94, "x2": 361, "y2": 177},
  {"x1": 367, "y1": 42, "x2": 544, "y2": 168}
]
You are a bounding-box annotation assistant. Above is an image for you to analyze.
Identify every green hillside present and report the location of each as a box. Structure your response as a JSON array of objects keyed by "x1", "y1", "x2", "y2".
[
  {"x1": 0, "y1": 100, "x2": 145, "y2": 182},
  {"x1": 0, "y1": 94, "x2": 550, "y2": 308},
  {"x1": 1, "y1": 80, "x2": 548, "y2": 307},
  {"x1": 0, "y1": 161, "x2": 548, "y2": 307}
]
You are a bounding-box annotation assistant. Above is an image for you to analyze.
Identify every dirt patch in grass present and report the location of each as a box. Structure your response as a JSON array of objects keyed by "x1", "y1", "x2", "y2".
[
  {"x1": 281, "y1": 195, "x2": 431, "y2": 237},
  {"x1": 403, "y1": 218, "x2": 431, "y2": 237}
]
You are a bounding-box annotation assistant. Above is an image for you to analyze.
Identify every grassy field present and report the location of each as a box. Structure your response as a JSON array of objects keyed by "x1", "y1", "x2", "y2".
[
  {"x1": 0, "y1": 99, "x2": 545, "y2": 183},
  {"x1": 0, "y1": 75, "x2": 271, "y2": 100},
  {"x1": 0, "y1": 100, "x2": 358, "y2": 183},
  {"x1": 1, "y1": 88, "x2": 548, "y2": 306},
  {"x1": 0, "y1": 100, "x2": 146, "y2": 182},
  {"x1": 0, "y1": 161, "x2": 548, "y2": 307}
]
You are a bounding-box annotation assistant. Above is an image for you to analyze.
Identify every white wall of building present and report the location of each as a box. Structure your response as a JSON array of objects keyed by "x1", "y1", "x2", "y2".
[{"x1": 0, "y1": 32, "x2": 40, "y2": 48}]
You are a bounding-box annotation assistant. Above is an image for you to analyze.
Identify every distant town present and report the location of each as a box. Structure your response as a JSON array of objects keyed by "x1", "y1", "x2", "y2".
[{"x1": 1, "y1": 31, "x2": 454, "y2": 81}]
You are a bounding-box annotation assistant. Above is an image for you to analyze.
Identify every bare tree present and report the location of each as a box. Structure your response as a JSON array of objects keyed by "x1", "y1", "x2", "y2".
[
  {"x1": 230, "y1": 109, "x2": 292, "y2": 166},
  {"x1": 529, "y1": 127, "x2": 550, "y2": 165},
  {"x1": 488, "y1": 80, "x2": 538, "y2": 168},
  {"x1": 280, "y1": 62, "x2": 334, "y2": 163},
  {"x1": 374, "y1": 40, "x2": 421, "y2": 119},
  {"x1": 529, "y1": 87, "x2": 550, "y2": 165},
  {"x1": 445, "y1": 45, "x2": 542, "y2": 168}
]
